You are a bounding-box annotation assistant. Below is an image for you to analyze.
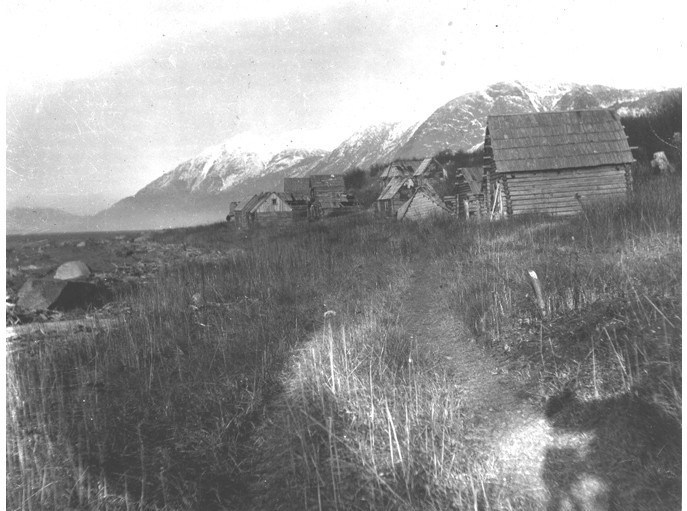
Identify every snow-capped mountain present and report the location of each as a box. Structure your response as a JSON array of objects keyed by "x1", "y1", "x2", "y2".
[
  {"x1": 394, "y1": 81, "x2": 654, "y2": 159},
  {"x1": 92, "y1": 145, "x2": 328, "y2": 230},
  {"x1": 266, "y1": 148, "x2": 329, "y2": 177},
  {"x1": 14, "y1": 81, "x2": 676, "y2": 233},
  {"x1": 309, "y1": 120, "x2": 421, "y2": 175}
]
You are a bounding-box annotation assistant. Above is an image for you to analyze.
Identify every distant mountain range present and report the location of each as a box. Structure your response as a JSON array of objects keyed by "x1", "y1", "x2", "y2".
[
  {"x1": 7, "y1": 81, "x2": 678, "y2": 233},
  {"x1": 6, "y1": 208, "x2": 88, "y2": 235}
]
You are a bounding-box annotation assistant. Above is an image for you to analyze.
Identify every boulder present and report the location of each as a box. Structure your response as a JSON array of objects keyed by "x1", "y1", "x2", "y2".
[
  {"x1": 76, "y1": 241, "x2": 87, "y2": 248},
  {"x1": 54, "y1": 261, "x2": 91, "y2": 280},
  {"x1": 17, "y1": 278, "x2": 106, "y2": 312}
]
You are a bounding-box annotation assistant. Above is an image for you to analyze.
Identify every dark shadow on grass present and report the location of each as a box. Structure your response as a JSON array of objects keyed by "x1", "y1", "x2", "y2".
[{"x1": 542, "y1": 391, "x2": 681, "y2": 510}]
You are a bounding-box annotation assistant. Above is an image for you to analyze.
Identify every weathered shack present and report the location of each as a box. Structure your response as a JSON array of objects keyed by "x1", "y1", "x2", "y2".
[
  {"x1": 455, "y1": 167, "x2": 486, "y2": 218},
  {"x1": 374, "y1": 177, "x2": 415, "y2": 216},
  {"x1": 233, "y1": 196, "x2": 257, "y2": 226},
  {"x1": 283, "y1": 175, "x2": 355, "y2": 220},
  {"x1": 235, "y1": 192, "x2": 293, "y2": 227},
  {"x1": 310, "y1": 175, "x2": 348, "y2": 210},
  {"x1": 283, "y1": 177, "x2": 312, "y2": 221},
  {"x1": 379, "y1": 161, "x2": 415, "y2": 184},
  {"x1": 396, "y1": 184, "x2": 451, "y2": 221},
  {"x1": 484, "y1": 109, "x2": 634, "y2": 216}
]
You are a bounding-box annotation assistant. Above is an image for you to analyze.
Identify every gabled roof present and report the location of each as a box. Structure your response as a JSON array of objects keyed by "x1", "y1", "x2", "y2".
[
  {"x1": 380, "y1": 162, "x2": 415, "y2": 179},
  {"x1": 243, "y1": 192, "x2": 269, "y2": 213},
  {"x1": 241, "y1": 191, "x2": 292, "y2": 213},
  {"x1": 274, "y1": 192, "x2": 291, "y2": 202},
  {"x1": 487, "y1": 109, "x2": 634, "y2": 173},
  {"x1": 396, "y1": 184, "x2": 450, "y2": 220},
  {"x1": 412, "y1": 157, "x2": 434, "y2": 177},
  {"x1": 380, "y1": 165, "x2": 408, "y2": 180},
  {"x1": 234, "y1": 195, "x2": 257, "y2": 213},
  {"x1": 458, "y1": 167, "x2": 484, "y2": 194},
  {"x1": 377, "y1": 177, "x2": 413, "y2": 201}
]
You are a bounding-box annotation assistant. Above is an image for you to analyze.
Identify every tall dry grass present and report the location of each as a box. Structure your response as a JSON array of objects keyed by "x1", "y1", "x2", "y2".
[{"x1": 7, "y1": 173, "x2": 681, "y2": 510}]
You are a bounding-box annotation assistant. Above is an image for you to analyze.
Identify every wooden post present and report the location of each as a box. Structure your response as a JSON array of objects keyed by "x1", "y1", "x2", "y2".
[
  {"x1": 527, "y1": 270, "x2": 546, "y2": 317},
  {"x1": 490, "y1": 182, "x2": 501, "y2": 220}
]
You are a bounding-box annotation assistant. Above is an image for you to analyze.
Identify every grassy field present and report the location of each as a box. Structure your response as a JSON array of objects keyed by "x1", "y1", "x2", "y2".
[{"x1": 6, "y1": 172, "x2": 681, "y2": 510}]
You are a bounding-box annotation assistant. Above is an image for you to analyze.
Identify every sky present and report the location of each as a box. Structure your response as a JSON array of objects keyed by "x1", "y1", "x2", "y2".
[{"x1": 4, "y1": 0, "x2": 684, "y2": 215}]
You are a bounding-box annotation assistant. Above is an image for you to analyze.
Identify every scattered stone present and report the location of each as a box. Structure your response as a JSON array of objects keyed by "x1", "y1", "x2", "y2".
[
  {"x1": 17, "y1": 278, "x2": 111, "y2": 312},
  {"x1": 54, "y1": 261, "x2": 92, "y2": 280}
]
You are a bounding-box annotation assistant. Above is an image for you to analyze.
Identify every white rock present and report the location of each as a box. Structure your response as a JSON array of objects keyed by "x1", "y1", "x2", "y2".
[{"x1": 54, "y1": 261, "x2": 91, "y2": 280}]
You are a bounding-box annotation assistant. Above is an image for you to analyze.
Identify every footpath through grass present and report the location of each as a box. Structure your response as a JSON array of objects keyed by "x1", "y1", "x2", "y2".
[{"x1": 6, "y1": 174, "x2": 681, "y2": 510}]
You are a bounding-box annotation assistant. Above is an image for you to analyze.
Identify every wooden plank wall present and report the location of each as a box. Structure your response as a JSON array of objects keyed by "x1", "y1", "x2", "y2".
[
  {"x1": 500, "y1": 165, "x2": 630, "y2": 216},
  {"x1": 375, "y1": 197, "x2": 406, "y2": 216},
  {"x1": 254, "y1": 211, "x2": 293, "y2": 227},
  {"x1": 254, "y1": 195, "x2": 292, "y2": 213},
  {"x1": 400, "y1": 193, "x2": 449, "y2": 221}
]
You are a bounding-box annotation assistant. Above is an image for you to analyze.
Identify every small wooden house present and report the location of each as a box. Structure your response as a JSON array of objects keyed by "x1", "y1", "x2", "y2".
[
  {"x1": 283, "y1": 175, "x2": 355, "y2": 220},
  {"x1": 310, "y1": 175, "x2": 347, "y2": 209},
  {"x1": 455, "y1": 167, "x2": 486, "y2": 218},
  {"x1": 396, "y1": 184, "x2": 451, "y2": 221},
  {"x1": 484, "y1": 109, "x2": 634, "y2": 216},
  {"x1": 235, "y1": 192, "x2": 293, "y2": 227},
  {"x1": 374, "y1": 176, "x2": 416, "y2": 216},
  {"x1": 283, "y1": 177, "x2": 312, "y2": 221}
]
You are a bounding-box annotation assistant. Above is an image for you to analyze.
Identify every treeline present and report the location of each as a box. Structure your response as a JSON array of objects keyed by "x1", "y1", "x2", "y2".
[{"x1": 620, "y1": 88, "x2": 682, "y2": 168}]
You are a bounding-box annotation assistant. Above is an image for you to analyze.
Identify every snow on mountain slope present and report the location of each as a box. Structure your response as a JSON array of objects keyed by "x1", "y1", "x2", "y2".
[
  {"x1": 90, "y1": 81, "x2": 672, "y2": 231},
  {"x1": 265, "y1": 148, "x2": 329, "y2": 177},
  {"x1": 394, "y1": 81, "x2": 665, "y2": 159},
  {"x1": 308, "y1": 120, "x2": 420, "y2": 175}
]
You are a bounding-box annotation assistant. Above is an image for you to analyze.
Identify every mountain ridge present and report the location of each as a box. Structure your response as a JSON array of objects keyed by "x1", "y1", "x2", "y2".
[{"x1": 8, "y1": 82, "x2": 679, "y2": 233}]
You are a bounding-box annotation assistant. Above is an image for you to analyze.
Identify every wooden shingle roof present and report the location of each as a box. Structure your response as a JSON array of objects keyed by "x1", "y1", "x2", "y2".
[
  {"x1": 244, "y1": 193, "x2": 269, "y2": 213},
  {"x1": 380, "y1": 164, "x2": 411, "y2": 180},
  {"x1": 458, "y1": 167, "x2": 484, "y2": 194},
  {"x1": 284, "y1": 177, "x2": 311, "y2": 197},
  {"x1": 377, "y1": 177, "x2": 412, "y2": 201},
  {"x1": 488, "y1": 109, "x2": 634, "y2": 173},
  {"x1": 412, "y1": 157, "x2": 434, "y2": 177}
]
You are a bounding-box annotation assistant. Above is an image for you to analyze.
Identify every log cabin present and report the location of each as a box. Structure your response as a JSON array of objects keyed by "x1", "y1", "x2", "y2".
[
  {"x1": 235, "y1": 192, "x2": 293, "y2": 227},
  {"x1": 484, "y1": 110, "x2": 634, "y2": 216},
  {"x1": 374, "y1": 176, "x2": 416, "y2": 217}
]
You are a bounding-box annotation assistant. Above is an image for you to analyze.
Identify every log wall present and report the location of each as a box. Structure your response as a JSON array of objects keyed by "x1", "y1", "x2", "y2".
[{"x1": 498, "y1": 165, "x2": 631, "y2": 216}]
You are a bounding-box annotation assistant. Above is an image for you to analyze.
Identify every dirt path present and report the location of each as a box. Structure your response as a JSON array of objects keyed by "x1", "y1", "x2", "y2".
[{"x1": 400, "y1": 260, "x2": 597, "y2": 507}]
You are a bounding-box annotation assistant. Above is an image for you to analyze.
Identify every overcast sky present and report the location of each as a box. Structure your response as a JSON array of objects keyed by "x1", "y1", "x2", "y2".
[{"x1": 5, "y1": 0, "x2": 684, "y2": 214}]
